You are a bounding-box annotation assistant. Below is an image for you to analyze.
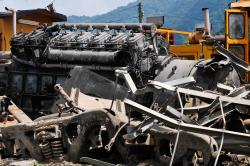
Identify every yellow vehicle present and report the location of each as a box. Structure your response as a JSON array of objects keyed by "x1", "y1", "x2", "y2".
[
  {"x1": 226, "y1": 0, "x2": 249, "y2": 64},
  {"x1": 156, "y1": 0, "x2": 250, "y2": 81},
  {"x1": 157, "y1": 28, "x2": 215, "y2": 60}
]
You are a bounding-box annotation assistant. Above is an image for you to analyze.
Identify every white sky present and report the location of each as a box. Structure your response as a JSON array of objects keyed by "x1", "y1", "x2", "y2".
[{"x1": 0, "y1": 0, "x2": 136, "y2": 16}]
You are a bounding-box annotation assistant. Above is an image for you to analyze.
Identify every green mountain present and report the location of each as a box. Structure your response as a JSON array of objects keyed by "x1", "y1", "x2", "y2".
[{"x1": 68, "y1": 0, "x2": 234, "y2": 34}]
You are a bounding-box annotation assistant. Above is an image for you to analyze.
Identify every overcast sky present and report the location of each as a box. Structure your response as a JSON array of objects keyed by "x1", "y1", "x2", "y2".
[{"x1": 0, "y1": 0, "x2": 136, "y2": 16}]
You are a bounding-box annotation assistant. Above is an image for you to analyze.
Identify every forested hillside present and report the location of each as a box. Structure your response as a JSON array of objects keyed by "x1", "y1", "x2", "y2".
[{"x1": 68, "y1": 0, "x2": 234, "y2": 34}]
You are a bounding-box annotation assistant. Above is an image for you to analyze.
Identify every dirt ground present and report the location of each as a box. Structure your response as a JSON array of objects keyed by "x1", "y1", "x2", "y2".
[{"x1": 0, "y1": 159, "x2": 83, "y2": 166}]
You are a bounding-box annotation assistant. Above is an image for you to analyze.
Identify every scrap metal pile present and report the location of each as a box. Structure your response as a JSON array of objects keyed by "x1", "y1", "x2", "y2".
[{"x1": 1, "y1": 23, "x2": 250, "y2": 165}]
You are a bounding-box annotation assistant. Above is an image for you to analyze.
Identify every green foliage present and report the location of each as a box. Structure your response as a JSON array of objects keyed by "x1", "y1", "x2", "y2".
[{"x1": 32, "y1": 161, "x2": 45, "y2": 166}]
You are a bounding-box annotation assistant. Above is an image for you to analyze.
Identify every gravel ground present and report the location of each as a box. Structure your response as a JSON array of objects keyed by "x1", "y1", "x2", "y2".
[{"x1": 0, "y1": 159, "x2": 82, "y2": 166}]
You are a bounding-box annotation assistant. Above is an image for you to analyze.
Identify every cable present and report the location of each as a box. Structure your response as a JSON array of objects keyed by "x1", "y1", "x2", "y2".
[
  {"x1": 109, "y1": 74, "x2": 118, "y2": 111},
  {"x1": 214, "y1": 97, "x2": 226, "y2": 165},
  {"x1": 169, "y1": 88, "x2": 183, "y2": 166},
  {"x1": 105, "y1": 122, "x2": 128, "y2": 151}
]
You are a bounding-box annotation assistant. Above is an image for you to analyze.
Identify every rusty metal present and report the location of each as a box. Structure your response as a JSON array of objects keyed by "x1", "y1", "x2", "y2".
[
  {"x1": 7, "y1": 99, "x2": 32, "y2": 123},
  {"x1": 1, "y1": 73, "x2": 250, "y2": 165},
  {"x1": 151, "y1": 126, "x2": 218, "y2": 165},
  {"x1": 2, "y1": 21, "x2": 250, "y2": 166},
  {"x1": 39, "y1": 142, "x2": 53, "y2": 159},
  {"x1": 149, "y1": 80, "x2": 250, "y2": 106},
  {"x1": 80, "y1": 157, "x2": 116, "y2": 166},
  {"x1": 124, "y1": 99, "x2": 250, "y2": 143}
]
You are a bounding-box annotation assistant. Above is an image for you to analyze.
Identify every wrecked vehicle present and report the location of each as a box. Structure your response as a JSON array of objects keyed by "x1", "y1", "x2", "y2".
[
  {"x1": 3, "y1": 23, "x2": 243, "y2": 116},
  {"x1": 1, "y1": 67, "x2": 250, "y2": 165},
  {"x1": 1, "y1": 22, "x2": 250, "y2": 165}
]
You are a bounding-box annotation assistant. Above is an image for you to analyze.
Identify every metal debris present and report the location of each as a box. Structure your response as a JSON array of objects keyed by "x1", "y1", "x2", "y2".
[{"x1": 0, "y1": 23, "x2": 250, "y2": 166}]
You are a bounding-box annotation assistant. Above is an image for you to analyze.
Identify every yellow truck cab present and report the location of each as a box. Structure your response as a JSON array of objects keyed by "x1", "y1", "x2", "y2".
[
  {"x1": 225, "y1": 0, "x2": 250, "y2": 82},
  {"x1": 226, "y1": 0, "x2": 250, "y2": 65}
]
